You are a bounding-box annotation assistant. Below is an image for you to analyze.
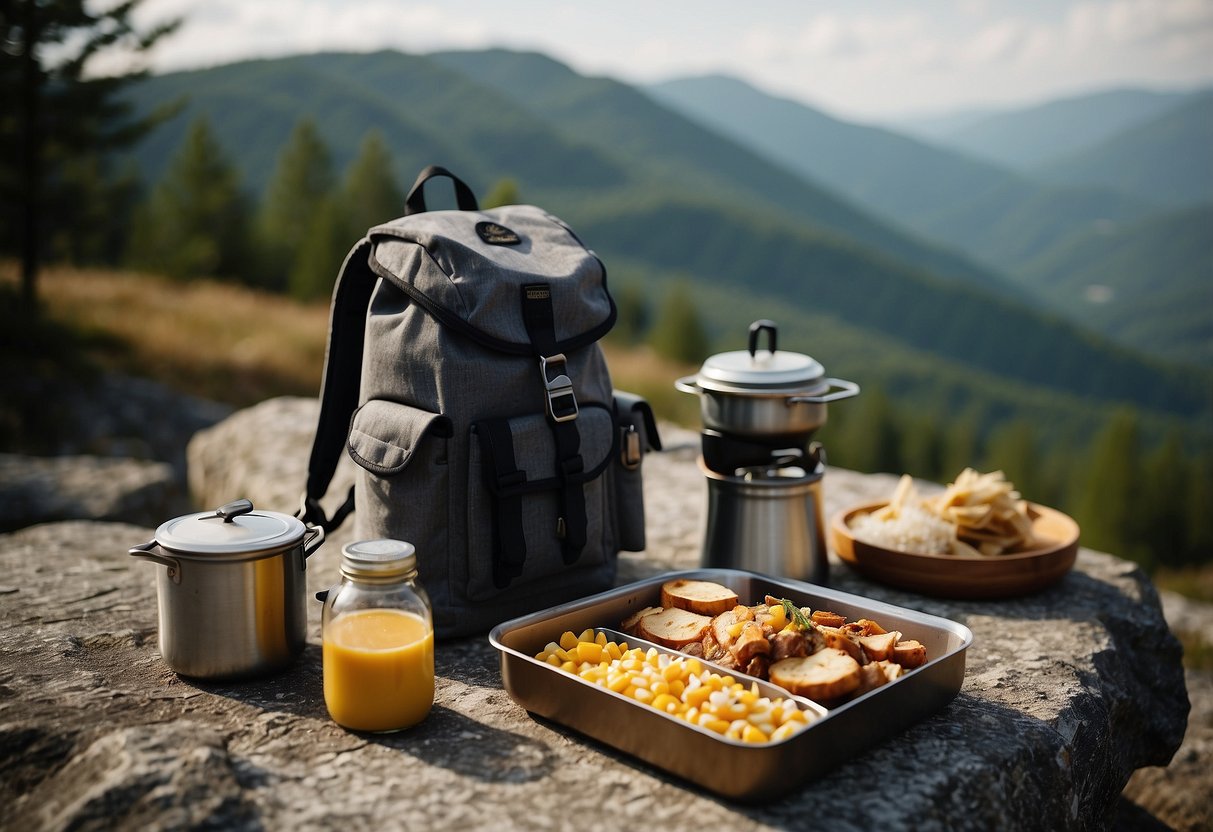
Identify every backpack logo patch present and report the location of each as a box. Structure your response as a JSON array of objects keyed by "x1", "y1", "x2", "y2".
[{"x1": 476, "y1": 221, "x2": 521, "y2": 246}]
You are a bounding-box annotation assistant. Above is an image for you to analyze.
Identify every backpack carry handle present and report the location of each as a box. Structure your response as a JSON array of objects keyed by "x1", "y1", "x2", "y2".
[{"x1": 404, "y1": 165, "x2": 479, "y2": 216}]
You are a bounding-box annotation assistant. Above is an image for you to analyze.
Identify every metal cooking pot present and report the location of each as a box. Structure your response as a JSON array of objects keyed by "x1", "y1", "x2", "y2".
[
  {"x1": 129, "y1": 499, "x2": 324, "y2": 680},
  {"x1": 676, "y1": 320, "x2": 859, "y2": 439}
]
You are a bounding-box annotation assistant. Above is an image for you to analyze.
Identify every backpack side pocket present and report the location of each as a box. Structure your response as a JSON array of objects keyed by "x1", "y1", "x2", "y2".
[
  {"x1": 612, "y1": 391, "x2": 661, "y2": 552},
  {"x1": 347, "y1": 399, "x2": 453, "y2": 600}
]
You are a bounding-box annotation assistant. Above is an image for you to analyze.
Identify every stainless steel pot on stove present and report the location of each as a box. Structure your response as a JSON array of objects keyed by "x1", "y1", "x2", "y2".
[
  {"x1": 129, "y1": 499, "x2": 325, "y2": 680},
  {"x1": 675, "y1": 320, "x2": 859, "y2": 439}
]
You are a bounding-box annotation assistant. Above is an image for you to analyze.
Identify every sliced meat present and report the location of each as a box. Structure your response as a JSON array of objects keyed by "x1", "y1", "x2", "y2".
[
  {"x1": 769, "y1": 629, "x2": 810, "y2": 661},
  {"x1": 732, "y1": 622, "x2": 771, "y2": 666}
]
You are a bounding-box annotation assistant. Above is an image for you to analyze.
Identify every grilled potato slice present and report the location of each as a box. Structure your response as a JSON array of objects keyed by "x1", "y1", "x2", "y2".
[
  {"x1": 636, "y1": 607, "x2": 713, "y2": 648},
  {"x1": 769, "y1": 649, "x2": 862, "y2": 702},
  {"x1": 660, "y1": 579, "x2": 739, "y2": 616}
]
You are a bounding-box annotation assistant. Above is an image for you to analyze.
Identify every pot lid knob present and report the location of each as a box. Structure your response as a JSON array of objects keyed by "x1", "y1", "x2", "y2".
[
  {"x1": 210, "y1": 498, "x2": 254, "y2": 523},
  {"x1": 748, "y1": 319, "x2": 777, "y2": 358}
]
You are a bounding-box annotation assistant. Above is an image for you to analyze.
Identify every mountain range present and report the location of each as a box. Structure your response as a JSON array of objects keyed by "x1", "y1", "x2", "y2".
[
  {"x1": 647, "y1": 74, "x2": 1212, "y2": 367},
  {"x1": 119, "y1": 48, "x2": 1212, "y2": 442}
]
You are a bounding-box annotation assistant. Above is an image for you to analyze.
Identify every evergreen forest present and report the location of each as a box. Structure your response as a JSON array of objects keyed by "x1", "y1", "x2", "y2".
[{"x1": 4, "y1": 44, "x2": 1212, "y2": 576}]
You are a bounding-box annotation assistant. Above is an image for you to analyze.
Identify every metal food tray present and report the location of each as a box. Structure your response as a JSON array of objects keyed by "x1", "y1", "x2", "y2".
[{"x1": 489, "y1": 568, "x2": 973, "y2": 802}]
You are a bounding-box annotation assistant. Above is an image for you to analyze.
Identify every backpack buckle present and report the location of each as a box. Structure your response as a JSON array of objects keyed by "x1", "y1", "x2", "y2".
[{"x1": 539, "y1": 353, "x2": 579, "y2": 423}]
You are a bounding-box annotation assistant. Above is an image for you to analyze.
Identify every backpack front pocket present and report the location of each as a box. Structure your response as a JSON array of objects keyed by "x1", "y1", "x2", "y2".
[
  {"x1": 347, "y1": 399, "x2": 452, "y2": 591},
  {"x1": 466, "y1": 404, "x2": 615, "y2": 602}
]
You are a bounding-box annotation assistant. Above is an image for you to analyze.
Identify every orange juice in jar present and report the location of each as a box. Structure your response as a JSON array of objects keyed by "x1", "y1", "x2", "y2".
[{"x1": 322, "y1": 540, "x2": 434, "y2": 732}]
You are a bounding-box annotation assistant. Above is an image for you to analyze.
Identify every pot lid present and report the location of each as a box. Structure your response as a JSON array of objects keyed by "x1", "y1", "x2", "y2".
[
  {"x1": 697, "y1": 321, "x2": 825, "y2": 392},
  {"x1": 155, "y1": 499, "x2": 305, "y2": 556}
]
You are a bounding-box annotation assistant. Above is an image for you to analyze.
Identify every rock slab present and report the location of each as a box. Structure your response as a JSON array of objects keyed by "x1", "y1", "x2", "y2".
[{"x1": 0, "y1": 397, "x2": 1193, "y2": 831}]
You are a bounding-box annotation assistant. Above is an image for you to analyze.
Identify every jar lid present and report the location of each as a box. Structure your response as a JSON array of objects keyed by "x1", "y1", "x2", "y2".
[
  {"x1": 155, "y1": 501, "x2": 305, "y2": 557},
  {"x1": 341, "y1": 539, "x2": 418, "y2": 581}
]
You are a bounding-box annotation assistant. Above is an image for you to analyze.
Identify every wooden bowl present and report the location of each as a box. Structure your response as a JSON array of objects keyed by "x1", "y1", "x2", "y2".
[{"x1": 830, "y1": 501, "x2": 1080, "y2": 599}]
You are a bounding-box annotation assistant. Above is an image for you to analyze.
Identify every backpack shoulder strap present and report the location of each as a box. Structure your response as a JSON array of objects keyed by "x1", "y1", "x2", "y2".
[{"x1": 300, "y1": 238, "x2": 375, "y2": 531}]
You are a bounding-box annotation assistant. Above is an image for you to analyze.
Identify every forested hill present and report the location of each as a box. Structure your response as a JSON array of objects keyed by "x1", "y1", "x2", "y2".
[{"x1": 120, "y1": 48, "x2": 1211, "y2": 422}]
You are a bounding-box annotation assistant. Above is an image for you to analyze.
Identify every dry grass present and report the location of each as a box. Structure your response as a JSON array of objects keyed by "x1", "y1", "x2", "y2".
[
  {"x1": 5, "y1": 263, "x2": 702, "y2": 424},
  {"x1": 6, "y1": 264, "x2": 330, "y2": 407}
]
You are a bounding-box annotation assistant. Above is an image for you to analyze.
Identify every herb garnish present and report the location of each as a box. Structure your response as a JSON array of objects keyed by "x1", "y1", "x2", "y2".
[{"x1": 779, "y1": 598, "x2": 814, "y2": 630}]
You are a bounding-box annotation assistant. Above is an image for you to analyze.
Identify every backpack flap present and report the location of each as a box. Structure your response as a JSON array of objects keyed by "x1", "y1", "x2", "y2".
[
  {"x1": 348, "y1": 400, "x2": 452, "y2": 476},
  {"x1": 366, "y1": 204, "x2": 615, "y2": 351}
]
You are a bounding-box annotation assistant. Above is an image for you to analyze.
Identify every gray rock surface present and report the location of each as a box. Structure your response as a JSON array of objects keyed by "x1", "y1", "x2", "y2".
[
  {"x1": 0, "y1": 396, "x2": 1197, "y2": 831},
  {"x1": 0, "y1": 453, "x2": 184, "y2": 532}
]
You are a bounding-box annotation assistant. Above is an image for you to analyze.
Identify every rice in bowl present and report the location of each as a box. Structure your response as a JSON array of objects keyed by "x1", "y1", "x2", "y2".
[{"x1": 849, "y1": 504, "x2": 956, "y2": 555}]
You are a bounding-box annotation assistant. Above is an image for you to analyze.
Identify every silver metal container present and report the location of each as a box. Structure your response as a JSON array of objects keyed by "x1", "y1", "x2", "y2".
[
  {"x1": 700, "y1": 456, "x2": 828, "y2": 584},
  {"x1": 129, "y1": 499, "x2": 324, "y2": 680},
  {"x1": 675, "y1": 320, "x2": 858, "y2": 440},
  {"x1": 490, "y1": 568, "x2": 972, "y2": 802}
]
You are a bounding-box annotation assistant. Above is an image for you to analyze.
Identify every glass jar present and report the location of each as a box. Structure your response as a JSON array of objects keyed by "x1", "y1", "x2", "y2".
[{"x1": 321, "y1": 539, "x2": 434, "y2": 732}]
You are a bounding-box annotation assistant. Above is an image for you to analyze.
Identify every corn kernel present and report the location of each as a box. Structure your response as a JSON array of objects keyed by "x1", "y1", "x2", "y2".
[
  {"x1": 576, "y1": 641, "x2": 603, "y2": 663},
  {"x1": 560, "y1": 661, "x2": 575, "y2": 673},
  {"x1": 577, "y1": 628, "x2": 595, "y2": 643},
  {"x1": 770, "y1": 723, "x2": 799, "y2": 743},
  {"x1": 595, "y1": 631, "x2": 608, "y2": 646},
  {"x1": 742, "y1": 724, "x2": 769, "y2": 744},
  {"x1": 559, "y1": 632, "x2": 579, "y2": 651},
  {"x1": 545, "y1": 655, "x2": 562, "y2": 667},
  {"x1": 605, "y1": 642, "x2": 622, "y2": 661},
  {"x1": 686, "y1": 658, "x2": 703, "y2": 675},
  {"x1": 652, "y1": 693, "x2": 680, "y2": 713},
  {"x1": 650, "y1": 680, "x2": 669, "y2": 697},
  {"x1": 668, "y1": 679, "x2": 685, "y2": 698}
]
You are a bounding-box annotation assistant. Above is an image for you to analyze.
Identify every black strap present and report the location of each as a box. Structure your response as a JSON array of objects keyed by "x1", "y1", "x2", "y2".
[
  {"x1": 480, "y1": 420, "x2": 527, "y2": 588},
  {"x1": 302, "y1": 239, "x2": 377, "y2": 533},
  {"x1": 521, "y1": 283, "x2": 586, "y2": 564},
  {"x1": 404, "y1": 165, "x2": 479, "y2": 216}
]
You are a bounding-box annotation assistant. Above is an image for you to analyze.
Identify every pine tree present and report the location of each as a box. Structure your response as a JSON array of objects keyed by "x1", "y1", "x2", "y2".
[
  {"x1": 983, "y1": 420, "x2": 1041, "y2": 501},
  {"x1": 608, "y1": 282, "x2": 650, "y2": 346},
  {"x1": 1185, "y1": 452, "x2": 1213, "y2": 565},
  {"x1": 257, "y1": 119, "x2": 334, "y2": 292},
  {"x1": 127, "y1": 117, "x2": 249, "y2": 280},
  {"x1": 340, "y1": 130, "x2": 403, "y2": 233},
  {"x1": 1074, "y1": 408, "x2": 1144, "y2": 564},
  {"x1": 289, "y1": 195, "x2": 349, "y2": 301},
  {"x1": 482, "y1": 178, "x2": 520, "y2": 209},
  {"x1": 0, "y1": 0, "x2": 180, "y2": 306},
  {"x1": 648, "y1": 281, "x2": 709, "y2": 364},
  {"x1": 1138, "y1": 431, "x2": 1189, "y2": 568}
]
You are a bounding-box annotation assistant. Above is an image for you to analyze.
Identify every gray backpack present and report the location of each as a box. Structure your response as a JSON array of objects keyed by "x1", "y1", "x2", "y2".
[{"x1": 303, "y1": 166, "x2": 660, "y2": 638}]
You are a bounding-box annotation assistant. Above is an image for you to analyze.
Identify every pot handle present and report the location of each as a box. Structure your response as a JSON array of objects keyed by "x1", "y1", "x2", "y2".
[
  {"x1": 303, "y1": 524, "x2": 325, "y2": 559},
  {"x1": 787, "y1": 378, "x2": 860, "y2": 405},
  {"x1": 128, "y1": 540, "x2": 182, "y2": 584},
  {"x1": 674, "y1": 375, "x2": 702, "y2": 395}
]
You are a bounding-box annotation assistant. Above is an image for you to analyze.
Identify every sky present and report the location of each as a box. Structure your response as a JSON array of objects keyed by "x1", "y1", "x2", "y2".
[{"x1": 125, "y1": 0, "x2": 1213, "y2": 122}]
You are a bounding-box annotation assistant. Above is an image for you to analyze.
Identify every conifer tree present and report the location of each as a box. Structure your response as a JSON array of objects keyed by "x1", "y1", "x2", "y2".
[
  {"x1": 289, "y1": 195, "x2": 349, "y2": 301},
  {"x1": 483, "y1": 178, "x2": 520, "y2": 209},
  {"x1": 1138, "y1": 431, "x2": 1189, "y2": 568},
  {"x1": 1075, "y1": 408, "x2": 1144, "y2": 563},
  {"x1": 1, "y1": 0, "x2": 179, "y2": 305},
  {"x1": 127, "y1": 117, "x2": 248, "y2": 280},
  {"x1": 983, "y1": 420, "x2": 1041, "y2": 500},
  {"x1": 257, "y1": 119, "x2": 334, "y2": 292},
  {"x1": 340, "y1": 130, "x2": 404, "y2": 233},
  {"x1": 609, "y1": 282, "x2": 649, "y2": 346},
  {"x1": 649, "y1": 282, "x2": 709, "y2": 365}
]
